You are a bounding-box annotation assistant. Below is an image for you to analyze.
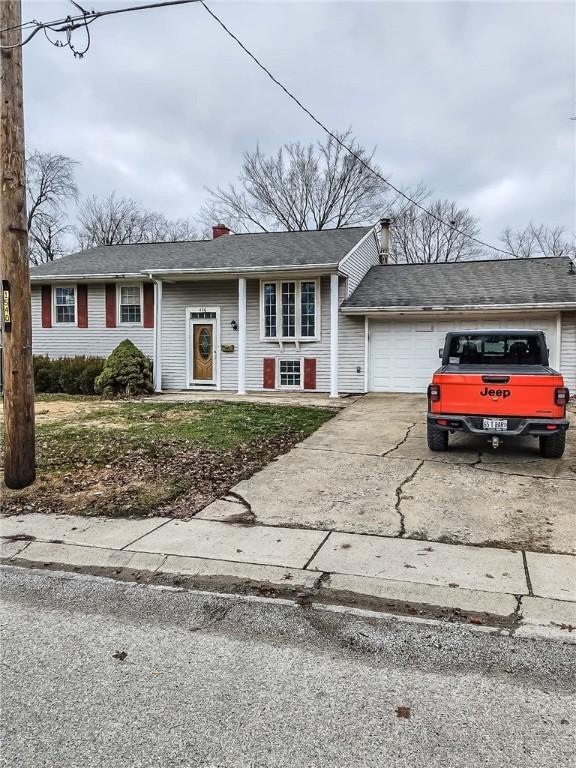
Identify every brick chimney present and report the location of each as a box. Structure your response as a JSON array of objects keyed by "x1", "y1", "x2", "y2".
[{"x1": 212, "y1": 224, "x2": 231, "y2": 239}]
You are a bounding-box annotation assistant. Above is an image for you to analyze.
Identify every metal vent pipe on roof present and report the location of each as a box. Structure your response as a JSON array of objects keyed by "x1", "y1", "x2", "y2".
[{"x1": 378, "y1": 218, "x2": 391, "y2": 264}]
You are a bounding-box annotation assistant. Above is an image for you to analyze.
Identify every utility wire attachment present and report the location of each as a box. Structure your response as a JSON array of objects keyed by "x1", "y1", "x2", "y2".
[{"x1": 0, "y1": 0, "x2": 201, "y2": 54}]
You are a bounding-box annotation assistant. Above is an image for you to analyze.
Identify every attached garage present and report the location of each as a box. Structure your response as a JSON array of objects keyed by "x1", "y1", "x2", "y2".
[
  {"x1": 341, "y1": 257, "x2": 576, "y2": 394},
  {"x1": 368, "y1": 315, "x2": 558, "y2": 393}
]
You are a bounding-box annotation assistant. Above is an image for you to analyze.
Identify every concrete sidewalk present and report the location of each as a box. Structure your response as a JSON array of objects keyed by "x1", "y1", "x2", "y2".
[{"x1": 2, "y1": 513, "x2": 575, "y2": 640}]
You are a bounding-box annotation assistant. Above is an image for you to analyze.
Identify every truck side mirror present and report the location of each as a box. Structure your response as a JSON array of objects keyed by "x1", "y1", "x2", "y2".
[{"x1": 439, "y1": 348, "x2": 443, "y2": 358}]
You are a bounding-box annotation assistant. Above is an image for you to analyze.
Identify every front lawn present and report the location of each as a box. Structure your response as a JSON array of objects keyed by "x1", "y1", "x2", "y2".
[{"x1": 2, "y1": 401, "x2": 334, "y2": 518}]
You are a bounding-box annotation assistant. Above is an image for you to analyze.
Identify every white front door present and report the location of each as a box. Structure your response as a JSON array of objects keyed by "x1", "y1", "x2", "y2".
[{"x1": 368, "y1": 316, "x2": 557, "y2": 393}]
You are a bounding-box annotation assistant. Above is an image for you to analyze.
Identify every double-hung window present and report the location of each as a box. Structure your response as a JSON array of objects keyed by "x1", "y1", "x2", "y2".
[
  {"x1": 261, "y1": 279, "x2": 319, "y2": 341},
  {"x1": 119, "y1": 285, "x2": 142, "y2": 324},
  {"x1": 279, "y1": 360, "x2": 302, "y2": 388},
  {"x1": 54, "y1": 286, "x2": 76, "y2": 324}
]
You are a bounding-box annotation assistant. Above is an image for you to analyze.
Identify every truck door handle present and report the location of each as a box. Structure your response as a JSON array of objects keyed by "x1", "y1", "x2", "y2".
[{"x1": 482, "y1": 376, "x2": 510, "y2": 384}]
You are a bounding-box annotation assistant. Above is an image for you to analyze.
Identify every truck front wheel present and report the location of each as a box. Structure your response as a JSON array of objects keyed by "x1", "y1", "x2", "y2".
[
  {"x1": 539, "y1": 431, "x2": 566, "y2": 459},
  {"x1": 427, "y1": 423, "x2": 449, "y2": 452}
]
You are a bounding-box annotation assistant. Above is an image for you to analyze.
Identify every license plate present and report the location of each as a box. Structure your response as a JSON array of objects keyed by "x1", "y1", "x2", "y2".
[{"x1": 483, "y1": 418, "x2": 508, "y2": 431}]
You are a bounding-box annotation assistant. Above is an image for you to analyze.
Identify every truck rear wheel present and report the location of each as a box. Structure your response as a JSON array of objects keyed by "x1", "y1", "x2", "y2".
[
  {"x1": 427, "y1": 423, "x2": 449, "y2": 452},
  {"x1": 539, "y1": 431, "x2": 566, "y2": 459}
]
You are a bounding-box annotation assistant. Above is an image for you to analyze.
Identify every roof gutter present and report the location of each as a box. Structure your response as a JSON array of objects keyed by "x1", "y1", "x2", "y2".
[
  {"x1": 30, "y1": 263, "x2": 340, "y2": 281},
  {"x1": 145, "y1": 262, "x2": 338, "y2": 276},
  {"x1": 341, "y1": 302, "x2": 576, "y2": 314},
  {"x1": 30, "y1": 272, "x2": 145, "y2": 282}
]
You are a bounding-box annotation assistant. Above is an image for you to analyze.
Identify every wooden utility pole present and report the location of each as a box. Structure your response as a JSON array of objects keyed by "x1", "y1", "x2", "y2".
[{"x1": 0, "y1": 0, "x2": 35, "y2": 489}]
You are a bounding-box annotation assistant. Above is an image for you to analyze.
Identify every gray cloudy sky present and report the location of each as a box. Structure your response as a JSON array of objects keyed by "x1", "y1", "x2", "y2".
[{"x1": 23, "y1": 0, "x2": 575, "y2": 247}]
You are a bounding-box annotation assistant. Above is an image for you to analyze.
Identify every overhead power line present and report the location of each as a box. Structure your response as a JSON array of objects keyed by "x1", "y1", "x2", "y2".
[
  {"x1": 199, "y1": 1, "x2": 514, "y2": 258},
  {"x1": 0, "y1": 0, "x2": 201, "y2": 56},
  {"x1": 1, "y1": 0, "x2": 515, "y2": 256}
]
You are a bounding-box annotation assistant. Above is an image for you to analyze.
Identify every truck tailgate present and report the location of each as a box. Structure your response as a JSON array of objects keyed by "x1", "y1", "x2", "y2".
[{"x1": 435, "y1": 373, "x2": 564, "y2": 418}]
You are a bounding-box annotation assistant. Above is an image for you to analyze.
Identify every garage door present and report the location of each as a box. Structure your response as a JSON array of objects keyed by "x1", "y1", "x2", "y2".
[{"x1": 368, "y1": 317, "x2": 557, "y2": 393}]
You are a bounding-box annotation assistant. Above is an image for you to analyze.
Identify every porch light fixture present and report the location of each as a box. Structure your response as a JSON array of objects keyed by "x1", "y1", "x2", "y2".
[{"x1": 230, "y1": 320, "x2": 238, "y2": 331}]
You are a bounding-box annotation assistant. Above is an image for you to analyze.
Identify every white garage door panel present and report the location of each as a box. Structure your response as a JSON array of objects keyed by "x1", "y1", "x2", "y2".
[{"x1": 369, "y1": 317, "x2": 556, "y2": 393}]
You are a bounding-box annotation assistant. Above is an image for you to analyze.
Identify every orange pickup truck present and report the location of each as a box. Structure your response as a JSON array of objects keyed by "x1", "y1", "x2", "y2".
[{"x1": 427, "y1": 330, "x2": 570, "y2": 457}]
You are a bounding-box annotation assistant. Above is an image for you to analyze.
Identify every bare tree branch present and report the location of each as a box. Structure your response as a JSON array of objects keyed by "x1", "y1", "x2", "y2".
[
  {"x1": 199, "y1": 130, "x2": 391, "y2": 232},
  {"x1": 26, "y1": 150, "x2": 78, "y2": 264},
  {"x1": 500, "y1": 223, "x2": 576, "y2": 258},
  {"x1": 387, "y1": 190, "x2": 484, "y2": 264},
  {"x1": 75, "y1": 192, "x2": 199, "y2": 248}
]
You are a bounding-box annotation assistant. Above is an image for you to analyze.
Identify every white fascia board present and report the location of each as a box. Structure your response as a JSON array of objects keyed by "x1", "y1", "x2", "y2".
[
  {"x1": 341, "y1": 302, "x2": 576, "y2": 314},
  {"x1": 145, "y1": 263, "x2": 338, "y2": 276},
  {"x1": 30, "y1": 265, "x2": 339, "y2": 282},
  {"x1": 30, "y1": 273, "x2": 145, "y2": 282}
]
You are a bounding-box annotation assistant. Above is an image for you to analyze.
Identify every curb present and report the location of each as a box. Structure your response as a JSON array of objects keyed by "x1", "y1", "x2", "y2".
[{"x1": 3, "y1": 548, "x2": 575, "y2": 643}]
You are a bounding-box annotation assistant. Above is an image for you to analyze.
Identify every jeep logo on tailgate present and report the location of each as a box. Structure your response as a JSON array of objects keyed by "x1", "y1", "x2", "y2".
[{"x1": 480, "y1": 387, "x2": 511, "y2": 398}]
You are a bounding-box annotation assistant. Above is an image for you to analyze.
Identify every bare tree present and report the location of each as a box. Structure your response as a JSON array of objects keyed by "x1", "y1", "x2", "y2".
[
  {"x1": 500, "y1": 223, "x2": 575, "y2": 258},
  {"x1": 199, "y1": 130, "x2": 390, "y2": 232},
  {"x1": 75, "y1": 193, "x2": 198, "y2": 248},
  {"x1": 387, "y1": 188, "x2": 484, "y2": 264},
  {"x1": 26, "y1": 150, "x2": 78, "y2": 264}
]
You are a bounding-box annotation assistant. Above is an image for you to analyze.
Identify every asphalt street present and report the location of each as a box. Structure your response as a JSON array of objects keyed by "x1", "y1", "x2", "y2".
[{"x1": 1, "y1": 566, "x2": 575, "y2": 768}]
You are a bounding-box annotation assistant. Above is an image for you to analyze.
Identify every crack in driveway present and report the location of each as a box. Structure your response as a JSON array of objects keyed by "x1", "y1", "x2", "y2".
[
  {"x1": 382, "y1": 422, "x2": 417, "y2": 457},
  {"x1": 394, "y1": 460, "x2": 425, "y2": 538}
]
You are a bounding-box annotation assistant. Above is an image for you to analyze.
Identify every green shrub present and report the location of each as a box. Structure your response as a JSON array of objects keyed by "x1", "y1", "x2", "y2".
[
  {"x1": 94, "y1": 340, "x2": 153, "y2": 398},
  {"x1": 33, "y1": 355, "x2": 105, "y2": 395}
]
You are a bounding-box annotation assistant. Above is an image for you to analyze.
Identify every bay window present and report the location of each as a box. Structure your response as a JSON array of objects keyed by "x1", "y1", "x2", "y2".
[{"x1": 261, "y1": 279, "x2": 319, "y2": 341}]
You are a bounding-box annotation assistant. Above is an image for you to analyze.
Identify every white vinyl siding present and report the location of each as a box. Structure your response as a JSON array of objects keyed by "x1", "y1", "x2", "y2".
[
  {"x1": 338, "y1": 278, "x2": 368, "y2": 393},
  {"x1": 160, "y1": 281, "x2": 238, "y2": 391},
  {"x1": 560, "y1": 311, "x2": 576, "y2": 389},
  {"x1": 368, "y1": 315, "x2": 559, "y2": 393},
  {"x1": 246, "y1": 277, "x2": 332, "y2": 392},
  {"x1": 157, "y1": 277, "x2": 365, "y2": 394},
  {"x1": 339, "y1": 228, "x2": 380, "y2": 296},
  {"x1": 31, "y1": 284, "x2": 153, "y2": 360}
]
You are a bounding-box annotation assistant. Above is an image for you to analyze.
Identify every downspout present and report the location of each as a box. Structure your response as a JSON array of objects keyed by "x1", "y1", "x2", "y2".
[{"x1": 151, "y1": 277, "x2": 163, "y2": 392}]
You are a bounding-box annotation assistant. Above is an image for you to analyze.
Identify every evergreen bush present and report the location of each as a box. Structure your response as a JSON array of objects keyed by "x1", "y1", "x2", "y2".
[{"x1": 94, "y1": 340, "x2": 153, "y2": 398}]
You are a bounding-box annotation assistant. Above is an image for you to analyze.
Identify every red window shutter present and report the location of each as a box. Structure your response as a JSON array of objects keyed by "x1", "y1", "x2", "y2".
[
  {"x1": 77, "y1": 285, "x2": 88, "y2": 328},
  {"x1": 105, "y1": 284, "x2": 116, "y2": 328},
  {"x1": 303, "y1": 358, "x2": 316, "y2": 390},
  {"x1": 41, "y1": 285, "x2": 52, "y2": 328},
  {"x1": 143, "y1": 283, "x2": 154, "y2": 328},
  {"x1": 263, "y1": 358, "x2": 276, "y2": 389}
]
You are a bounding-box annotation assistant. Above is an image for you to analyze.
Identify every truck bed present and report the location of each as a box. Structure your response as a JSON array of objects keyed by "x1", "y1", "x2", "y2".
[{"x1": 436, "y1": 364, "x2": 559, "y2": 376}]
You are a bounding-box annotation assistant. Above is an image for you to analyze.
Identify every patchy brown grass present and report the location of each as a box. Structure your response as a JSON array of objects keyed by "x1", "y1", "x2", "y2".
[{"x1": 2, "y1": 400, "x2": 334, "y2": 519}]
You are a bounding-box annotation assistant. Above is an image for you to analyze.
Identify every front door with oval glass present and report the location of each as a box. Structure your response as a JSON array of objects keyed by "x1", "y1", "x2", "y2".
[{"x1": 192, "y1": 323, "x2": 214, "y2": 383}]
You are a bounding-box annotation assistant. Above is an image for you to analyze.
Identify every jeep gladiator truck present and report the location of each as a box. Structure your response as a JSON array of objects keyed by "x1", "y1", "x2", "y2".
[{"x1": 427, "y1": 330, "x2": 570, "y2": 457}]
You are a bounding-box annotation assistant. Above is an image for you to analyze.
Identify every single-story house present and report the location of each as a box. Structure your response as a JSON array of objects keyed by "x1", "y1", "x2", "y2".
[{"x1": 28, "y1": 222, "x2": 576, "y2": 394}]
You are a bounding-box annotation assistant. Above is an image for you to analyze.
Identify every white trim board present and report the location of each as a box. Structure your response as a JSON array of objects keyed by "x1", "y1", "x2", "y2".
[{"x1": 185, "y1": 306, "x2": 221, "y2": 390}]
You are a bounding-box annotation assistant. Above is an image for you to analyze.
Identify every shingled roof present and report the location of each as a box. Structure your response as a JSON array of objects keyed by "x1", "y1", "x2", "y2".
[
  {"x1": 30, "y1": 226, "x2": 371, "y2": 278},
  {"x1": 343, "y1": 257, "x2": 576, "y2": 310}
]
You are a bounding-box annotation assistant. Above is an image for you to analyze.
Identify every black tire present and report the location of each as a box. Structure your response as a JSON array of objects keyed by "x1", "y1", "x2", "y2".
[
  {"x1": 427, "y1": 423, "x2": 449, "y2": 452},
  {"x1": 539, "y1": 431, "x2": 566, "y2": 459}
]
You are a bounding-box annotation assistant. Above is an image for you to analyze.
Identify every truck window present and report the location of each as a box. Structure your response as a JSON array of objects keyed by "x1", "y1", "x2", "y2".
[{"x1": 447, "y1": 334, "x2": 544, "y2": 365}]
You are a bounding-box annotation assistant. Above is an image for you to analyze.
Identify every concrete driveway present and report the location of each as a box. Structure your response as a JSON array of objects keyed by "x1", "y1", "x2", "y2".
[{"x1": 199, "y1": 394, "x2": 576, "y2": 555}]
